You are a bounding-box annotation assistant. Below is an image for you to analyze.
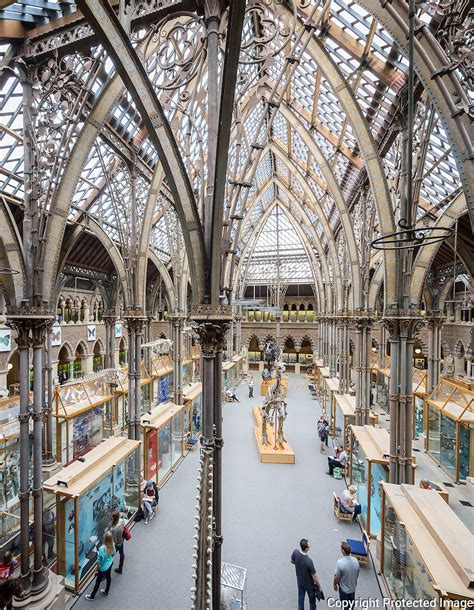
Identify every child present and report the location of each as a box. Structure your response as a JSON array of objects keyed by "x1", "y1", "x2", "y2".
[{"x1": 85, "y1": 531, "x2": 115, "y2": 600}]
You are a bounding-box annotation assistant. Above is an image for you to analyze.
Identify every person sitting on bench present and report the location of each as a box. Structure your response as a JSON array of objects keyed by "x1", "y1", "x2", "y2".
[
  {"x1": 327, "y1": 446, "x2": 347, "y2": 476},
  {"x1": 226, "y1": 388, "x2": 240, "y2": 402},
  {"x1": 340, "y1": 485, "x2": 362, "y2": 522}
]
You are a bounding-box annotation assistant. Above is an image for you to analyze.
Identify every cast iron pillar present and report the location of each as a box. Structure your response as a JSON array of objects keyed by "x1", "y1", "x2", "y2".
[
  {"x1": 42, "y1": 320, "x2": 55, "y2": 465},
  {"x1": 170, "y1": 312, "x2": 185, "y2": 405},
  {"x1": 354, "y1": 314, "x2": 374, "y2": 426},
  {"x1": 426, "y1": 312, "x2": 444, "y2": 392},
  {"x1": 338, "y1": 315, "x2": 351, "y2": 394},
  {"x1": 382, "y1": 312, "x2": 423, "y2": 484},
  {"x1": 191, "y1": 306, "x2": 231, "y2": 610},
  {"x1": 102, "y1": 312, "x2": 117, "y2": 369}
]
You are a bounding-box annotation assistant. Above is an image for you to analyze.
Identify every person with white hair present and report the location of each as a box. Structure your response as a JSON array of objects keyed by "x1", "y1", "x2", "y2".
[{"x1": 340, "y1": 485, "x2": 361, "y2": 522}]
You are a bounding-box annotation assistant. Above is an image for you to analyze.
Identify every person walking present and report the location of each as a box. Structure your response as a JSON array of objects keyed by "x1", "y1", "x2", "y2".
[
  {"x1": 248, "y1": 377, "x2": 254, "y2": 398},
  {"x1": 85, "y1": 531, "x2": 115, "y2": 600},
  {"x1": 333, "y1": 542, "x2": 360, "y2": 608},
  {"x1": 110, "y1": 511, "x2": 125, "y2": 574},
  {"x1": 290, "y1": 539, "x2": 323, "y2": 610}
]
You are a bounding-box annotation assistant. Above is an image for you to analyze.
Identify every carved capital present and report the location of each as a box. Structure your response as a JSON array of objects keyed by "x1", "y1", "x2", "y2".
[
  {"x1": 192, "y1": 321, "x2": 229, "y2": 356},
  {"x1": 123, "y1": 314, "x2": 146, "y2": 335},
  {"x1": 6, "y1": 310, "x2": 54, "y2": 348}
]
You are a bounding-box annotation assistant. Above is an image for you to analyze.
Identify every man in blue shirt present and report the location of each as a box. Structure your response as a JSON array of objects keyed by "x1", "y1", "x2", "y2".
[{"x1": 290, "y1": 539, "x2": 323, "y2": 610}]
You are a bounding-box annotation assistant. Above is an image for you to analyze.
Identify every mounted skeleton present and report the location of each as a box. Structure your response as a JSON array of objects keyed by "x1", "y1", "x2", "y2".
[{"x1": 261, "y1": 341, "x2": 288, "y2": 449}]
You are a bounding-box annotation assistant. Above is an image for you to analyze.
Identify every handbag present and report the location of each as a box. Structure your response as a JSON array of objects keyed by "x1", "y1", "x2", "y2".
[{"x1": 123, "y1": 525, "x2": 131, "y2": 541}]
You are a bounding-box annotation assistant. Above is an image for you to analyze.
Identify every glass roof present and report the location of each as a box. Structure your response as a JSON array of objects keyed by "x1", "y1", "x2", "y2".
[{"x1": 0, "y1": 0, "x2": 466, "y2": 295}]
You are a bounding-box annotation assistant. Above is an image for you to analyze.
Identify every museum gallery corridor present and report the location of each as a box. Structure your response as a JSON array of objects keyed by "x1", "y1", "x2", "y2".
[{"x1": 72, "y1": 374, "x2": 382, "y2": 610}]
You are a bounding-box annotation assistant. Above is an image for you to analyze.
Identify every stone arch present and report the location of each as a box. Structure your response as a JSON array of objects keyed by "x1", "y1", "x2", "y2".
[
  {"x1": 75, "y1": 339, "x2": 89, "y2": 357},
  {"x1": 58, "y1": 341, "x2": 74, "y2": 361}
]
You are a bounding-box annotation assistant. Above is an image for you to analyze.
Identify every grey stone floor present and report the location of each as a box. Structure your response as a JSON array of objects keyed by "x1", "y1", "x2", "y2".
[{"x1": 70, "y1": 374, "x2": 384, "y2": 610}]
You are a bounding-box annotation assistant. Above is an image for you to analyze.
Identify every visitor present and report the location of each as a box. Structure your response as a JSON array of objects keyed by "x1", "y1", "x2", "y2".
[
  {"x1": 317, "y1": 417, "x2": 329, "y2": 453},
  {"x1": 290, "y1": 538, "x2": 323, "y2": 610},
  {"x1": 248, "y1": 377, "x2": 254, "y2": 398},
  {"x1": 42, "y1": 506, "x2": 56, "y2": 564},
  {"x1": 151, "y1": 480, "x2": 160, "y2": 513},
  {"x1": 340, "y1": 485, "x2": 362, "y2": 522},
  {"x1": 143, "y1": 480, "x2": 157, "y2": 523},
  {"x1": 85, "y1": 531, "x2": 115, "y2": 600},
  {"x1": 0, "y1": 552, "x2": 18, "y2": 582},
  {"x1": 110, "y1": 512, "x2": 125, "y2": 574},
  {"x1": 327, "y1": 446, "x2": 347, "y2": 476},
  {"x1": 226, "y1": 388, "x2": 239, "y2": 402},
  {"x1": 333, "y1": 542, "x2": 360, "y2": 608}
]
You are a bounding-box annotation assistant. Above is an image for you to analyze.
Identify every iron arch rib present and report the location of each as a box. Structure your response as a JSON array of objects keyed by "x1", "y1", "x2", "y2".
[{"x1": 76, "y1": 0, "x2": 206, "y2": 303}]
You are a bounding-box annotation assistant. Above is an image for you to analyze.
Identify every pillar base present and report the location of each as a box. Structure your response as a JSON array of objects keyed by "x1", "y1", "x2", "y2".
[
  {"x1": 13, "y1": 573, "x2": 67, "y2": 610},
  {"x1": 42, "y1": 460, "x2": 61, "y2": 479},
  {"x1": 294, "y1": 363, "x2": 301, "y2": 374}
]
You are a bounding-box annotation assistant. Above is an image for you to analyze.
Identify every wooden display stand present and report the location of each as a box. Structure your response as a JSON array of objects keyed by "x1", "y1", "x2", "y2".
[
  {"x1": 252, "y1": 406, "x2": 295, "y2": 464},
  {"x1": 260, "y1": 377, "x2": 288, "y2": 397}
]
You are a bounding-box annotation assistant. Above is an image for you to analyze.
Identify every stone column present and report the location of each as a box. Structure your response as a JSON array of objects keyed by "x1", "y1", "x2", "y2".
[
  {"x1": 426, "y1": 312, "x2": 444, "y2": 392},
  {"x1": 338, "y1": 316, "x2": 350, "y2": 394},
  {"x1": 235, "y1": 314, "x2": 242, "y2": 355},
  {"x1": 377, "y1": 321, "x2": 386, "y2": 367},
  {"x1": 226, "y1": 319, "x2": 234, "y2": 360},
  {"x1": 329, "y1": 316, "x2": 337, "y2": 378},
  {"x1": 191, "y1": 307, "x2": 231, "y2": 610},
  {"x1": 382, "y1": 312, "x2": 423, "y2": 484}
]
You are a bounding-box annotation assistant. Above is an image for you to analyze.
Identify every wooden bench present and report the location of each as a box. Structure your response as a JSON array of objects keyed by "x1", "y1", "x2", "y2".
[{"x1": 333, "y1": 492, "x2": 352, "y2": 523}]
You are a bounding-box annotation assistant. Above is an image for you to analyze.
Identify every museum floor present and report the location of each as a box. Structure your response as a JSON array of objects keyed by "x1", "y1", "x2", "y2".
[{"x1": 70, "y1": 374, "x2": 383, "y2": 609}]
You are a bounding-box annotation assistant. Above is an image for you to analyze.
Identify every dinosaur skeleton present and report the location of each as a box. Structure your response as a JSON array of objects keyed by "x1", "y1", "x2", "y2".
[{"x1": 261, "y1": 341, "x2": 288, "y2": 449}]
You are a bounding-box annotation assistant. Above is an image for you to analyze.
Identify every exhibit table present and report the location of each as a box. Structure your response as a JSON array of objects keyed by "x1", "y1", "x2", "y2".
[
  {"x1": 349, "y1": 425, "x2": 390, "y2": 539},
  {"x1": 54, "y1": 376, "x2": 113, "y2": 465},
  {"x1": 425, "y1": 378, "x2": 474, "y2": 482},
  {"x1": 183, "y1": 382, "x2": 202, "y2": 440},
  {"x1": 141, "y1": 402, "x2": 185, "y2": 487},
  {"x1": 44, "y1": 436, "x2": 141, "y2": 592},
  {"x1": 333, "y1": 393, "x2": 356, "y2": 450},
  {"x1": 381, "y1": 482, "x2": 474, "y2": 603}
]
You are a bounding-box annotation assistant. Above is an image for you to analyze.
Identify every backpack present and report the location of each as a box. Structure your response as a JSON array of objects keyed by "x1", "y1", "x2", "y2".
[{"x1": 333, "y1": 467, "x2": 342, "y2": 480}]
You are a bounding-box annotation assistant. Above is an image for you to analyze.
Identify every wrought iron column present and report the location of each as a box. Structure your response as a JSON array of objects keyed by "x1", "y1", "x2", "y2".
[
  {"x1": 42, "y1": 321, "x2": 55, "y2": 464},
  {"x1": 426, "y1": 312, "x2": 444, "y2": 392},
  {"x1": 31, "y1": 318, "x2": 51, "y2": 593},
  {"x1": 6, "y1": 316, "x2": 32, "y2": 589}
]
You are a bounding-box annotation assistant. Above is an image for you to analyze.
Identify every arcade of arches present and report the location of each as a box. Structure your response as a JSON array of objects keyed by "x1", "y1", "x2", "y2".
[{"x1": 0, "y1": 0, "x2": 473, "y2": 608}]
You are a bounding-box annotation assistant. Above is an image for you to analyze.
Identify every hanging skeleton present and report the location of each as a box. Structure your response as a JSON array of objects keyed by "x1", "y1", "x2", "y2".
[{"x1": 261, "y1": 341, "x2": 288, "y2": 449}]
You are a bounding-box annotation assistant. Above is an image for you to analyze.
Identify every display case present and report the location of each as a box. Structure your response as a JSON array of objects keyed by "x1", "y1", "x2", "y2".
[
  {"x1": 333, "y1": 393, "x2": 356, "y2": 450},
  {"x1": 324, "y1": 377, "x2": 340, "y2": 434},
  {"x1": 113, "y1": 364, "x2": 152, "y2": 431},
  {"x1": 349, "y1": 425, "x2": 390, "y2": 539},
  {"x1": 232, "y1": 355, "x2": 244, "y2": 383},
  {"x1": 370, "y1": 355, "x2": 390, "y2": 411},
  {"x1": 44, "y1": 436, "x2": 141, "y2": 592},
  {"x1": 425, "y1": 379, "x2": 474, "y2": 482},
  {"x1": 54, "y1": 377, "x2": 113, "y2": 465},
  {"x1": 0, "y1": 395, "x2": 23, "y2": 553},
  {"x1": 141, "y1": 402, "x2": 184, "y2": 487},
  {"x1": 412, "y1": 368, "x2": 428, "y2": 440},
  {"x1": 182, "y1": 358, "x2": 193, "y2": 387},
  {"x1": 183, "y1": 382, "x2": 202, "y2": 440},
  {"x1": 222, "y1": 361, "x2": 236, "y2": 400},
  {"x1": 191, "y1": 345, "x2": 201, "y2": 382},
  {"x1": 381, "y1": 482, "x2": 474, "y2": 603}
]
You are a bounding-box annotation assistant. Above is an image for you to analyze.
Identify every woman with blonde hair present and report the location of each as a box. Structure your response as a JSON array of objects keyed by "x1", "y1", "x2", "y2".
[
  {"x1": 85, "y1": 531, "x2": 116, "y2": 600},
  {"x1": 340, "y1": 485, "x2": 362, "y2": 522}
]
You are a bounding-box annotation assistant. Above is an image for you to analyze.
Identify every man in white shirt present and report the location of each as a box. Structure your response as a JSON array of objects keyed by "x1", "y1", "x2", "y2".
[
  {"x1": 327, "y1": 446, "x2": 347, "y2": 476},
  {"x1": 334, "y1": 542, "x2": 360, "y2": 608}
]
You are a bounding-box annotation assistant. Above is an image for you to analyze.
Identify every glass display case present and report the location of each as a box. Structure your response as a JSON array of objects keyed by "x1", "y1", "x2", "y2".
[
  {"x1": 425, "y1": 379, "x2": 474, "y2": 482},
  {"x1": 370, "y1": 356, "x2": 390, "y2": 411},
  {"x1": 182, "y1": 359, "x2": 193, "y2": 387},
  {"x1": 141, "y1": 402, "x2": 185, "y2": 487},
  {"x1": 183, "y1": 383, "x2": 202, "y2": 440},
  {"x1": 222, "y1": 361, "x2": 236, "y2": 400},
  {"x1": 325, "y1": 378, "x2": 340, "y2": 436},
  {"x1": 113, "y1": 364, "x2": 152, "y2": 431},
  {"x1": 0, "y1": 395, "x2": 24, "y2": 554},
  {"x1": 44, "y1": 436, "x2": 141, "y2": 592},
  {"x1": 349, "y1": 425, "x2": 390, "y2": 539},
  {"x1": 232, "y1": 355, "x2": 243, "y2": 382},
  {"x1": 333, "y1": 394, "x2": 356, "y2": 450},
  {"x1": 412, "y1": 369, "x2": 428, "y2": 440},
  {"x1": 54, "y1": 377, "x2": 113, "y2": 465},
  {"x1": 381, "y1": 482, "x2": 474, "y2": 604},
  {"x1": 150, "y1": 355, "x2": 173, "y2": 403}
]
